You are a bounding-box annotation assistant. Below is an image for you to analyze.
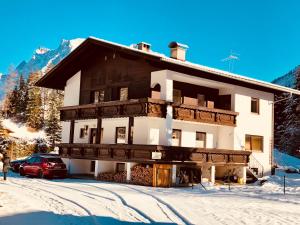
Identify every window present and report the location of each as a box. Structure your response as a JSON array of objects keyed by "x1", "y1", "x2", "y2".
[
  {"x1": 90, "y1": 161, "x2": 95, "y2": 172},
  {"x1": 245, "y1": 135, "x2": 263, "y2": 151},
  {"x1": 80, "y1": 126, "x2": 88, "y2": 138},
  {"x1": 119, "y1": 87, "x2": 128, "y2": 101},
  {"x1": 91, "y1": 90, "x2": 105, "y2": 103},
  {"x1": 251, "y1": 98, "x2": 259, "y2": 114},
  {"x1": 116, "y1": 127, "x2": 126, "y2": 144},
  {"x1": 116, "y1": 163, "x2": 125, "y2": 173},
  {"x1": 196, "y1": 132, "x2": 206, "y2": 148},
  {"x1": 197, "y1": 94, "x2": 206, "y2": 107},
  {"x1": 173, "y1": 89, "x2": 182, "y2": 104},
  {"x1": 172, "y1": 129, "x2": 181, "y2": 146}
]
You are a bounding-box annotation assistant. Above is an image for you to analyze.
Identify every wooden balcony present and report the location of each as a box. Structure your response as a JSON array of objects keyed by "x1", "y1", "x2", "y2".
[
  {"x1": 58, "y1": 143, "x2": 251, "y2": 166},
  {"x1": 60, "y1": 98, "x2": 166, "y2": 121},
  {"x1": 60, "y1": 98, "x2": 238, "y2": 126},
  {"x1": 173, "y1": 103, "x2": 238, "y2": 126}
]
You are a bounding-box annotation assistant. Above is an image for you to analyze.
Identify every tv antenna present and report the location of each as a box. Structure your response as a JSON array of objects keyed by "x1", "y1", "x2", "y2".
[{"x1": 222, "y1": 50, "x2": 240, "y2": 72}]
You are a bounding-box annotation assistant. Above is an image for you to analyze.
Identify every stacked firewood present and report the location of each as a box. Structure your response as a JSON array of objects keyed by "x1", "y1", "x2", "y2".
[
  {"x1": 130, "y1": 164, "x2": 153, "y2": 186},
  {"x1": 97, "y1": 172, "x2": 114, "y2": 181},
  {"x1": 97, "y1": 172, "x2": 126, "y2": 183},
  {"x1": 113, "y1": 172, "x2": 126, "y2": 183}
]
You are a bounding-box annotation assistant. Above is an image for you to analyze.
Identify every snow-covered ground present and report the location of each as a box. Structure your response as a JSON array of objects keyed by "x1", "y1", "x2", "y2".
[
  {"x1": 2, "y1": 119, "x2": 46, "y2": 141},
  {"x1": 0, "y1": 171, "x2": 299, "y2": 225},
  {"x1": 0, "y1": 150, "x2": 299, "y2": 225}
]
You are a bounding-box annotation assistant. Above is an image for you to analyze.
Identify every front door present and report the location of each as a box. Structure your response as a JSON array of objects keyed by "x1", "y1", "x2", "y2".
[{"x1": 89, "y1": 128, "x2": 97, "y2": 144}]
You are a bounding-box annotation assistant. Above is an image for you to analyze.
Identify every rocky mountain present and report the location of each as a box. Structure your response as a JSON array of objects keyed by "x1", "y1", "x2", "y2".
[
  {"x1": 0, "y1": 38, "x2": 84, "y2": 99},
  {"x1": 272, "y1": 66, "x2": 299, "y2": 88}
]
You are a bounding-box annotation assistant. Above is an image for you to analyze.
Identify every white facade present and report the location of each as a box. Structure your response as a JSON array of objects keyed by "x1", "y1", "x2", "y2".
[{"x1": 61, "y1": 69, "x2": 274, "y2": 180}]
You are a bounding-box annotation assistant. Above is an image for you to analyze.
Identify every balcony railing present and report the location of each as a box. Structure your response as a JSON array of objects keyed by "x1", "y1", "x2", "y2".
[
  {"x1": 58, "y1": 143, "x2": 251, "y2": 165},
  {"x1": 60, "y1": 98, "x2": 238, "y2": 126},
  {"x1": 60, "y1": 98, "x2": 166, "y2": 121},
  {"x1": 173, "y1": 103, "x2": 238, "y2": 126}
]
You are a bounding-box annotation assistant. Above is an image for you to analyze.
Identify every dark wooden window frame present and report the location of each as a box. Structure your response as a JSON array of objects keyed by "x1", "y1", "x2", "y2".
[
  {"x1": 115, "y1": 126, "x2": 126, "y2": 144},
  {"x1": 245, "y1": 134, "x2": 264, "y2": 152},
  {"x1": 251, "y1": 97, "x2": 260, "y2": 114}
]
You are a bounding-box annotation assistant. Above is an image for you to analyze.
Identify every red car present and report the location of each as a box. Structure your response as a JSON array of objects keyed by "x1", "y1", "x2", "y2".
[{"x1": 19, "y1": 155, "x2": 67, "y2": 179}]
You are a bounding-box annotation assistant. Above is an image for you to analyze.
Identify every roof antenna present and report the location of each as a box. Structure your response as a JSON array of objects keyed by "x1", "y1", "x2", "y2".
[{"x1": 222, "y1": 50, "x2": 240, "y2": 72}]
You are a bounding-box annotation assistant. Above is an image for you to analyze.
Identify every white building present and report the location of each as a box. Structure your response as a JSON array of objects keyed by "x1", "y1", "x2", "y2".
[{"x1": 36, "y1": 38, "x2": 300, "y2": 187}]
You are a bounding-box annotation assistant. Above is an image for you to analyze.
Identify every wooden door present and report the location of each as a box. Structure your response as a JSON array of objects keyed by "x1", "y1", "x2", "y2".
[
  {"x1": 157, "y1": 168, "x2": 171, "y2": 187},
  {"x1": 153, "y1": 164, "x2": 172, "y2": 187}
]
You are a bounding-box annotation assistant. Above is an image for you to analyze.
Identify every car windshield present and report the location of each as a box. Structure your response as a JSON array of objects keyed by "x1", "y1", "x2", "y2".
[{"x1": 46, "y1": 158, "x2": 63, "y2": 163}]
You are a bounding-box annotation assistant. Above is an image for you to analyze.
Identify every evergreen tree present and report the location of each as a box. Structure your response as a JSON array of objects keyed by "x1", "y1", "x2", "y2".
[
  {"x1": 7, "y1": 85, "x2": 19, "y2": 119},
  {"x1": 15, "y1": 75, "x2": 28, "y2": 123},
  {"x1": 26, "y1": 72, "x2": 44, "y2": 129},
  {"x1": 276, "y1": 68, "x2": 300, "y2": 154},
  {"x1": 45, "y1": 90, "x2": 63, "y2": 148}
]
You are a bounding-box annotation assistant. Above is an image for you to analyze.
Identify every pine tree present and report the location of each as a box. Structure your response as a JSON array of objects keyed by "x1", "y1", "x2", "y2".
[
  {"x1": 26, "y1": 72, "x2": 44, "y2": 130},
  {"x1": 7, "y1": 85, "x2": 19, "y2": 119},
  {"x1": 277, "y1": 68, "x2": 300, "y2": 154},
  {"x1": 15, "y1": 75, "x2": 28, "y2": 123},
  {"x1": 45, "y1": 90, "x2": 63, "y2": 148}
]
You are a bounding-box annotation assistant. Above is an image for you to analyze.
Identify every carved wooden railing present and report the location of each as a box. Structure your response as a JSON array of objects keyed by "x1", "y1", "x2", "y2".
[
  {"x1": 58, "y1": 143, "x2": 251, "y2": 165},
  {"x1": 60, "y1": 98, "x2": 167, "y2": 121},
  {"x1": 172, "y1": 103, "x2": 238, "y2": 126},
  {"x1": 60, "y1": 98, "x2": 238, "y2": 126}
]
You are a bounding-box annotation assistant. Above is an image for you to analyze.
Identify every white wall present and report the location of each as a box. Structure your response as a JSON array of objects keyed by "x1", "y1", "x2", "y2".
[
  {"x1": 102, "y1": 118, "x2": 129, "y2": 144},
  {"x1": 66, "y1": 159, "x2": 94, "y2": 175},
  {"x1": 233, "y1": 86, "x2": 274, "y2": 174},
  {"x1": 61, "y1": 121, "x2": 71, "y2": 143},
  {"x1": 73, "y1": 119, "x2": 97, "y2": 143},
  {"x1": 173, "y1": 120, "x2": 218, "y2": 148},
  {"x1": 64, "y1": 71, "x2": 81, "y2": 106}
]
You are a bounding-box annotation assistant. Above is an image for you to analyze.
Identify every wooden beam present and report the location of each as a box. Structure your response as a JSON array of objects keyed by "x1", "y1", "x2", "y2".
[
  {"x1": 96, "y1": 118, "x2": 102, "y2": 144},
  {"x1": 69, "y1": 120, "x2": 75, "y2": 144},
  {"x1": 128, "y1": 117, "x2": 134, "y2": 145}
]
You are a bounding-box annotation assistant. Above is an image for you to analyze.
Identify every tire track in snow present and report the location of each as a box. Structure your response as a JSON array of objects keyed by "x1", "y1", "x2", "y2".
[
  {"x1": 121, "y1": 184, "x2": 192, "y2": 225},
  {"x1": 9, "y1": 178, "x2": 100, "y2": 225},
  {"x1": 34, "y1": 179, "x2": 149, "y2": 223},
  {"x1": 77, "y1": 182, "x2": 156, "y2": 223}
]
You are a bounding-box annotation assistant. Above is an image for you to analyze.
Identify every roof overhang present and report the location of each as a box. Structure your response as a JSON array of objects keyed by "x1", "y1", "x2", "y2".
[{"x1": 36, "y1": 36, "x2": 300, "y2": 96}]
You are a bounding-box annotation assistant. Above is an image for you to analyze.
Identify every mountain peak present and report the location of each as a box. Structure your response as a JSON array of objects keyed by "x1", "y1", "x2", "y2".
[
  {"x1": 35, "y1": 47, "x2": 50, "y2": 55},
  {"x1": 0, "y1": 38, "x2": 85, "y2": 99}
]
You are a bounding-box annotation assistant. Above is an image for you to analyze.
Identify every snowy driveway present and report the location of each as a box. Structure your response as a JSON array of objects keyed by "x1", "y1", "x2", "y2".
[{"x1": 0, "y1": 173, "x2": 299, "y2": 225}]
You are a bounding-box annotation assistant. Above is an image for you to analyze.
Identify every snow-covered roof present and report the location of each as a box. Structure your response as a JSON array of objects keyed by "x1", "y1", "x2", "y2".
[
  {"x1": 37, "y1": 36, "x2": 300, "y2": 95},
  {"x1": 87, "y1": 36, "x2": 300, "y2": 95}
]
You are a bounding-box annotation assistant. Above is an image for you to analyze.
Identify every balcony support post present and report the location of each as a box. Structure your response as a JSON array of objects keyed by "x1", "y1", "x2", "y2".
[
  {"x1": 96, "y1": 118, "x2": 102, "y2": 144},
  {"x1": 128, "y1": 117, "x2": 134, "y2": 145},
  {"x1": 69, "y1": 120, "x2": 75, "y2": 144}
]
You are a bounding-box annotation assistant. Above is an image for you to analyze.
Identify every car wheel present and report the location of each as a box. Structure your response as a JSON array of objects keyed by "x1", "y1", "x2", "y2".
[
  {"x1": 38, "y1": 170, "x2": 44, "y2": 179},
  {"x1": 19, "y1": 169, "x2": 25, "y2": 176}
]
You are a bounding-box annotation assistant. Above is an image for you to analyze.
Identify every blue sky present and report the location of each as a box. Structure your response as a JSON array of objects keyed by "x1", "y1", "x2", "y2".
[{"x1": 0, "y1": 0, "x2": 299, "y2": 81}]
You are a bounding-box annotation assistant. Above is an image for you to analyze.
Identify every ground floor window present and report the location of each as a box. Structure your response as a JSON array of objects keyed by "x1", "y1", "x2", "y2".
[
  {"x1": 116, "y1": 163, "x2": 125, "y2": 173},
  {"x1": 90, "y1": 161, "x2": 95, "y2": 172},
  {"x1": 245, "y1": 135, "x2": 263, "y2": 151}
]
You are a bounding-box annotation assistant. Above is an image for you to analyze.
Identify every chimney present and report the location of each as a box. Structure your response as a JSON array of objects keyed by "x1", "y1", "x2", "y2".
[
  {"x1": 168, "y1": 42, "x2": 189, "y2": 61},
  {"x1": 137, "y1": 42, "x2": 151, "y2": 52}
]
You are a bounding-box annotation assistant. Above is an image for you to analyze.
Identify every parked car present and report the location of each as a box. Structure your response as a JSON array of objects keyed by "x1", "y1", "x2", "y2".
[
  {"x1": 10, "y1": 157, "x2": 30, "y2": 172},
  {"x1": 19, "y1": 155, "x2": 67, "y2": 179}
]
